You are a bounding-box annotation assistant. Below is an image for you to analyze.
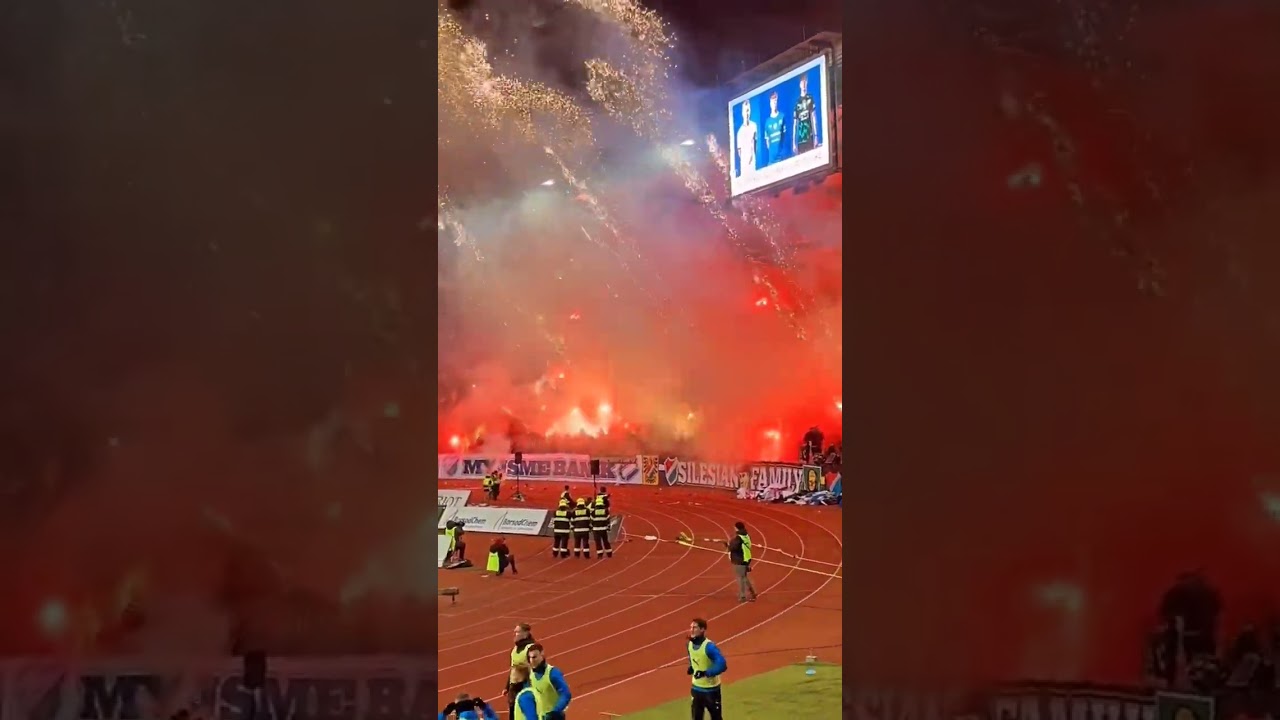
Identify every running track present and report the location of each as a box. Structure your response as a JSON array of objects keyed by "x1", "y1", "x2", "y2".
[{"x1": 436, "y1": 483, "x2": 843, "y2": 716}]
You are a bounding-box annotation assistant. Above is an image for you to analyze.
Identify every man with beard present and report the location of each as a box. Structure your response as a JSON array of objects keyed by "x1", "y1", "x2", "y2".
[{"x1": 527, "y1": 643, "x2": 572, "y2": 720}]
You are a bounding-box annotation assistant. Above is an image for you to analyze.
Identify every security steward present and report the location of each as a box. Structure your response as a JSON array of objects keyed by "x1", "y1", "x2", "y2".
[
  {"x1": 482, "y1": 472, "x2": 494, "y2": 498},
  {"x1": 571, "y1": 498, "x2": 593, "y2": 558},
  {"x1": 590, "y1": 496, "x2": 613, "y2": 558},
  {"x1": 595, "y1": 486, "x2": 611, "y2": 511},
  {"x1": 551, "y1": 499, "x2": 572, "y2": 558},
  {"x1": 726, "y1": 521, "x2": 758, "y2": 603},
  {"x1": 444, "y1": 521, "x2": 459, "y2": 562},
  {"x1": 559, "y1": 485, "x2": 573, "y2": 506}
]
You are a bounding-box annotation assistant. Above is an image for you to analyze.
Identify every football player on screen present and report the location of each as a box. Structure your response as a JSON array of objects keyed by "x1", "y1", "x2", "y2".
[
  {"x1": 734, "y1": 100, "x2": 758, "y2": 178},
  {"x1": 792, "y1": 73, "x2": 819, "y2": 155},
  {"x1": 764, "y1": 90, "x2": 786, "y2": 166}
]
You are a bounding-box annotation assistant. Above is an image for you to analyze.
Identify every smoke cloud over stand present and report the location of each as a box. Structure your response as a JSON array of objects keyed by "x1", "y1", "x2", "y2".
[{"x1": 438, "y1": 0, "x2": 842, "y2": 462}]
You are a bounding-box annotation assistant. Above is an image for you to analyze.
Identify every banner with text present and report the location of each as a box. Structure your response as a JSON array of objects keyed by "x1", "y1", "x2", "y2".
[
  {"x1": 640, "y1": 457, "x2": 741, "y2": 490},
  {"x1": 436, "y1": 454, "x2": 639, "y2": 484},
  {"x1": 437, "y1": 506, "x2": 550, "y2": 536},
  {"x1": 0, "y1": 657, "x2": 433, "y2": 720},
  {"x1": 740, "y1": 463, "x2": 826, "y2": 501},
  {"x1": 437, "y1": 489, "x2": 470, "y2": 514}
]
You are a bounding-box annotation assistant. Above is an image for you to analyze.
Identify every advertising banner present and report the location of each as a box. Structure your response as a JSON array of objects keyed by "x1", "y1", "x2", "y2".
[
  {"x1": 0, "y1": 657, "x2": 433, "y2": 720},
  {"x1": 438, "y1": 506, "x2": 550, "y2": 536},
  {"x1": 438, "y1": 454, "x2": 615, "y2": 483},
  {"x1": 437, "y1": 489, "x2": 470, "y2": 514}
]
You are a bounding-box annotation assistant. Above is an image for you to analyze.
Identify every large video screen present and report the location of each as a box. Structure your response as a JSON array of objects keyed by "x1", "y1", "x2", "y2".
[{"x1": 727, "y1": 52, "x2": 836, "y2": 198}]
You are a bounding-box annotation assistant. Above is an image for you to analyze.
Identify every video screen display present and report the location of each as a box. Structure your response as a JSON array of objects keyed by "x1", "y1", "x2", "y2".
[{"x1": 727, "y1": 53, "x2": 836, "y2": 198}]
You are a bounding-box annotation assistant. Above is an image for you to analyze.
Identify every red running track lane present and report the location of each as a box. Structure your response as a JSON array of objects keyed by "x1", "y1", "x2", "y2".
[{"x1": 436, "y1": 484, "x2": 843, "y2": 716}]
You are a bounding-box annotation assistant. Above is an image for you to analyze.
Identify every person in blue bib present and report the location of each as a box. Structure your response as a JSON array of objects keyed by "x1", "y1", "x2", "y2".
[
  {"x1": 526, "y1": 643, "x2": 572, "y2": 719},
  {"x1": 686, "y1": 617, "x2": 728, "y2": 720},
  {"x1": 438, "y1": 693, "x2": 498, "y2": 720}
]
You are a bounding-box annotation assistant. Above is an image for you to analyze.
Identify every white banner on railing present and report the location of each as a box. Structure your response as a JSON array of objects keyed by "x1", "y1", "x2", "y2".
[
  {"x1": 436, "y1": 454, "x2": 643, "y2": 484},
  {"x1": 437, "y1": 489, "x2": 470, "y2": 513},
  {"x1": 0, "y1": 657, "x2": 433, "y2": 720},
  {"x1": 437, "y1": 506, "x2": 550, "y2": 536}
]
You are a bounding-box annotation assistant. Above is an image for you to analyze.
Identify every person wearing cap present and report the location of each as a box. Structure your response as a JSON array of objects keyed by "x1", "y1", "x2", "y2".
[
  {"x1": 550, "y1": 499, "x2": 572, "y2": 558},
  {"x1": 726, "y1": 522, "x2": 757, "y2": 602},
  {"x1": 589, "y1": 496, "x2": 613, "y2": 558},
  {"x1": 570, "y1": 498, "x2": 593, "y2": 558}
]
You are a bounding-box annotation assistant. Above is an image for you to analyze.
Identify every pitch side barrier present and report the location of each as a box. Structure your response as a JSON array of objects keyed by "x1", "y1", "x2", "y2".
[{"x1": 437, "y1": 453, "x2": 829, "y2": 496}]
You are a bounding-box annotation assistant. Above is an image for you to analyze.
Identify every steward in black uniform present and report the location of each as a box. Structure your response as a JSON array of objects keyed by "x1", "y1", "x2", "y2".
[
  {"x1": 551, "y1": 499, "x2": 572, "y2": 558},
  {"x1": 571, "y1": 498, "x2": 592, "y2": 558},
  {"x1": 595, "y1": 487, "x2": 611, "y2": 511},
  {"x1": 590, "y1": 497, "x2": 613, "y2": 558},
  {"x1": 559, "y1": 485, "x2": 573, "y2": 506}
]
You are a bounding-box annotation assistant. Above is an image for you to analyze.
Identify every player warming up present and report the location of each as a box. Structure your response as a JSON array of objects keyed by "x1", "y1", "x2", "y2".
[
  {"x1": 590, "y1": 496, "x2": 612, "y2": 558},
  {"x1": 509, "y1": 665, "x2": 537, "y2": 720},
  {"x1": 504, "y1": 624, "x2": 536, "y2": 718},
  {"x1": 528, "y1": 643, "x2": 572, "y2": 719},
  {"x1": 686, "y1": 618, "x2": 728, "y2": 720},
  {"x1": 570, "y1": 498, "x2": 592, "y2": 558},
  {"x1": 551, "y1": 499, "x2": 572, "y2": 558}
]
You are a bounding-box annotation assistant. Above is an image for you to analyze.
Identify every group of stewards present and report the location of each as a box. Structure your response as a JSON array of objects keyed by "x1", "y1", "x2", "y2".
[
  {"x1": 551, "y1": 485, "x2": 613, "y2": 558},
  {"x1": 437, "y1": 616, "x2": 732, "y2": 720}
]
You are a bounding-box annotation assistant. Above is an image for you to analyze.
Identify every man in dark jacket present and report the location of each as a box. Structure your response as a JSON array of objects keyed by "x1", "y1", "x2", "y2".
[
  {"x1": 725, "y1": 522, "x2": 758, "y2": 603},
  {"x1": 571, "y1": 498, "x2": 593, "y2": 558}
]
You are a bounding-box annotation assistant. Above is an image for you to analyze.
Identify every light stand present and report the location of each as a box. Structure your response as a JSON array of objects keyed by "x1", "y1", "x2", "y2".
[
  {"x1": 590, "y1": 458, "x2": 600, "y2": 499},
  {"x1": 512, "y1": 451, "x2": 526, "y2": 502}
]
